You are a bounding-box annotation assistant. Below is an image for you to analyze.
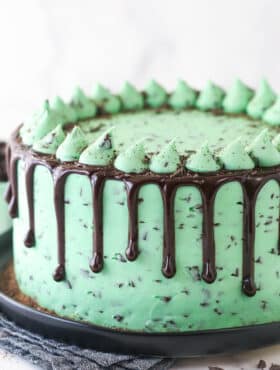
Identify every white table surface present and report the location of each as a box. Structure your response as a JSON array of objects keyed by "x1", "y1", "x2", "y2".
[{"x1": 2, "y1": 344, "x2": 280, "y2": 370}]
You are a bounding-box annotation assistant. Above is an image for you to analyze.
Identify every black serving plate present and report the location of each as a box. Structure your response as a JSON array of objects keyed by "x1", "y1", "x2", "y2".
[{"x1": 0, "y1": 234, "x2": 280, "y2": 357}]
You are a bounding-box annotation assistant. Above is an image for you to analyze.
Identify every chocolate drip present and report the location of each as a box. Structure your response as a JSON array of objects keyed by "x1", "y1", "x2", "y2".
[
  {"x1": 242, "y1": 178, "x2": 263, "y2": 296},
  {"x1": 8, "y1": 157, "x2": 19, "y2": 218},
  {"x1": 4, "y1": 183, "x2": 12, "y2": 204},
  {"x1": 124, "y1": 181, "x2": 140, "y2": 261},
  {"x1": 3, "y1": 144, "x2": 12, "y2": 203},
  {"x1": 90, "y1": 174, "x2": 105, "y2": 273},
  {"x1": 7, "y1": 129, "x2": 280, "y2": 295},
  {"x1": 24, "y1": 162, "x2": 36, "y2": 247},
  {"x1": 53, "y1": 170, "x2": 68, "y2": 281},
  {"x1": 200, "y1": 182, "x2": 219, "y2": 284},
  {"x1": 161, "y1": 183, "x2": 176, "y2": 278}
]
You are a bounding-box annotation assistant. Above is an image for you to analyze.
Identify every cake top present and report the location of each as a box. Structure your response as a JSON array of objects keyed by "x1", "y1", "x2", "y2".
[{"x1": 18, "y1": 79, "x2": 280, "y2": 174}]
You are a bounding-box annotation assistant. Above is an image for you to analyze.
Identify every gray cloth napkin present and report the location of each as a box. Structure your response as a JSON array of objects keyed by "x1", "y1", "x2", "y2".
[{"x1": 0, "y1": 312, "x2": 175, "y2": 370}]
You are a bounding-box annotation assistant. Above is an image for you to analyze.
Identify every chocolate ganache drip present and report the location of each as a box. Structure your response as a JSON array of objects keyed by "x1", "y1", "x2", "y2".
[
  {"x1": 124, "y1": 180, "x2": 140, "y2": 261},
  {"x1": 6, "y1": 129, "x2": 280, "y2": 297},
  {"x1": 90, "y1": 173, "x2": 106, "y2": 273},
  {"x1": 24, "y1": 161, "x2": 36, "y2": 247},
  {"x1": 160, "y1": 182, "x2": 176, "y2": 278}
]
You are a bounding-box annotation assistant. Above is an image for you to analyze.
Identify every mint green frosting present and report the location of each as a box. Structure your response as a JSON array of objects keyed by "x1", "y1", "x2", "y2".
[
  {"x1": 246, "y1": 129, "x2": 280, "y2": 167},
  {"x1": 272, "y1": 134, "x2": 280, "y2": 150},
  {"x1": 20, "y1": 101, "x2": 49, "y2": 140},
  {"x1": 219, "y1": 137, "x2": 255, "y2": 170},
  {"x1": 71, "y1": 87, "x2": 97, "y2": 120},
  {"x1": 33, "y1": 125, "x2": 65, "y2": 155},
  {"x1": 262, "y1": 96, "x2": 280, "y2": 126},
  {"x1": 92, "y1": 84, "x2": 111, "y2": 103},
  {"x1": 247, "y1": 80, "x2": 276, "y2": 119},
  {"x1": 50, "y1": 96, "x2": 77, "y2": 123},
  {"x1": 150, "y1": 140, "x2": 180, "y2": 174},
  {"x1": 21, "y1": 101, "x2": 63, "y2": 146},
  {"x1": 196, "y1": 81, "x2": 225, "y2": 111},
  {"x1": 120, "y1": 82, "x2": 144, "y2": 111},
  {"x1": 79, "y1": 129, "x2": 115, "y2": 166},
  {"x1": 103, "y1": 96, "x2": 121, "y2": 114},
  {"x1": 168, "y1": 80, "x2": 196, "y2": 110},
  {"x1": 222, "y1": 79, "x2": 253, "y2": 113},
  {"x1": 145, "y1": 80, "x2": 167, "y2": 108},
  {"x1": 56, "y1": 126, "x2": 88, "y2": 162},
  {"x1": 186, "y1": 143, "x2": 221, "y2": 172},
  {"x1": 114, "y1": 141, "x2": 148, "y2": 173},
  {"x1": 92, "y1": 84, "x2": 121, "y2": 114}
]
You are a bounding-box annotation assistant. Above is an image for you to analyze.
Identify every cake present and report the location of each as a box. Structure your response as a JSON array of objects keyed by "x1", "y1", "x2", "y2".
[{"x1": 6, "y1": 79, "x2": 280, "y2": 332}]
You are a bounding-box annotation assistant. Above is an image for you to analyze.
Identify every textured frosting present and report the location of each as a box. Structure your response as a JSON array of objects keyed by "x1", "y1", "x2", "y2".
[
  {"x1": 71, "y1": 87, "x2": 97, "y2": 120},
  {"x1": 168, "y1": 80, "x2": 196, "y2": 110},
  {"x1": 272, "y1": 133, "x2": 280, "y2": 150},
  {"x1": 219, "y1": 138, "x2": 255, "y2": 170},
  {"x1": 56, "y1": 126, "x2": 88, "y2": 162},
  {"x1": 92, "y1": 84, "x2": 111, "y2": 103},
  {"x1": 92, "y1": 84, "x2": 121, "y2": 114},
  {"x1": 114, "y1": 141, "x2": 148, "y2": 173},
  {"x1": 222, "y1": 79, "x2": 253, "y2": 113},
  {"x1": 145, "y1": 80, "x2": 167, "y2": 108},
  {"x1": 263, "y1": 96, "x2": 280, "y2": 126},
  {"x1": 21, "y1": 101, "x2": 63, "y2": 146},
  {"x1": 120, "y1": 82, "x2": 144, "y2": 111},
  {"x1": 50, "y1": 96, "x2": 77, "y2": 123},
  {"x1": 79, "y1": 129, "x2": 115, "y2": 166},
  {"x1": 33, "y1": 125, "x2": 65, "y2": 155},
  {"x1": 196, "y1": 81, "x2": 225, "y2": 111},
  {"x1": 150, "y1": 140, "x2": 180, "y2": 174},
  {"x1": 186, "y1": 143, "x2": 221, "y2": 172},
  {"x1": 246, "y1": 129, "x2": 280, "y2": 167},
  {"x1": 247, "y1": 80, "x2": 276, "y2": 119}
]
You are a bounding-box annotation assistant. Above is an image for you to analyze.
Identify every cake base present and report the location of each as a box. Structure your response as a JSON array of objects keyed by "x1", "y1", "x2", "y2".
[{"x1": 1, "y1": 237, "x2": 280, "y2": 357}]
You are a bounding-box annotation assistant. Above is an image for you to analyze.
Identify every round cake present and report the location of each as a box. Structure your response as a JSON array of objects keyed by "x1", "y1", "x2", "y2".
[{"x1": 6, "y1": 79, "x2": 280, "y2": 332}]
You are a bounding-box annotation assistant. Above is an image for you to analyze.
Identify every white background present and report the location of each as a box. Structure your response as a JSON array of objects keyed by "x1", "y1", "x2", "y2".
[
  {"x1": 1, "y1": 1, "x2": 280, "y2": 369},
  {"x1": 1, "y1": 0, "x2": 280, "y2": 139}
]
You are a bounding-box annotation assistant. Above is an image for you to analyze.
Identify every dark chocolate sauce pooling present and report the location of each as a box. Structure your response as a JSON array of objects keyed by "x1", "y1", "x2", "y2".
[{"x1": 6, "y1": 129, "x2": 280, "y2": 297}]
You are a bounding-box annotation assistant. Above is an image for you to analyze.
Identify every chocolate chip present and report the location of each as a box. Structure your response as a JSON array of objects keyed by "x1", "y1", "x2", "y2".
[
  {"x1": 113, "y1": 314, "x2": 123, "y2": 322},
  {"x1": 162, "y1": 296, "x2": 172, "y2": 302},
  {"x1": 214, "y1": 308, "x2": 222, "y2": 315},
  {"x1": 142, "y1": 232, "x2": 148, "y2": 241},
  {"x1": 200, "y1": 302, "x2": 209, "y2": 307},
  {"x1": 231, "y1": 268, "x2": 239, "y2": 277},
  {"x1": 113, "y1": 253, "x2": 127, "y2": 263},
  {"x1": 260, "y1": 300, "x2": 267, "y2": 310},
  {"x1": 66, "y1": 280, "x2": 72, "y2": 289}
]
